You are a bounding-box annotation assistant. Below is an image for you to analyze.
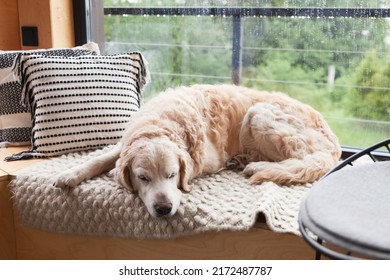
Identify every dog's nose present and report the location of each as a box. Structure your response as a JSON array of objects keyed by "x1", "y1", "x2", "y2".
[{"x1": 154, "y1": 202, "x2": 173, "y2": 217}]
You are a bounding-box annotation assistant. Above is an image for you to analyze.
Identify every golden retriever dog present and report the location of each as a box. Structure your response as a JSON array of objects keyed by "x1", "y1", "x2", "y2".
[{"x1": 54, "y1": 84, "x2": 341, "y2": 217}]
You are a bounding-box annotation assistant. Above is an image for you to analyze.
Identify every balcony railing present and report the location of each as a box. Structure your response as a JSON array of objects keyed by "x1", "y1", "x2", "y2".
[{"x1": 102, "y1": 7, "x2": 390, "y2": 85}]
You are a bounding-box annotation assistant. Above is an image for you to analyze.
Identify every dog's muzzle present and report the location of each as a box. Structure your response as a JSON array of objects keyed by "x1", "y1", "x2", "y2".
[{"x1": 154, "y1": 202, "x2": 173, "y2": 217}]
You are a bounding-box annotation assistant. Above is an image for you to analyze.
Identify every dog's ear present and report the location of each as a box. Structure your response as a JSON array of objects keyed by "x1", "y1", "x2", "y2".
[
  {"x1": 114, "y1": 152, "x2": 134, "y2": 192},
  {"x1": 178, "y1": 153, "x2": 193, "y2": 192}
]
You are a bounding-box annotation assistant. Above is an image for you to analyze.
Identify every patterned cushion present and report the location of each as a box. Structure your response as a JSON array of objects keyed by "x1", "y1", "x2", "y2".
[
  {"x1": 6, "y1": 51, "x2": 149, "y2": 161},
  {"x1": 0, "y1": 43, "x2": 100, "y2": 147}
]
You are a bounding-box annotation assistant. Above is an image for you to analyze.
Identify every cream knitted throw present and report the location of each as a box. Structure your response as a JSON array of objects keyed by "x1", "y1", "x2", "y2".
[{"x1": 11, "y1": 145, "x2": 311, "y2": 239}]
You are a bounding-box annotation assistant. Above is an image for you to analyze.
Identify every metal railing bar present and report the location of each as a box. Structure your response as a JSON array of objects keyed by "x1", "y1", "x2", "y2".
[
  {"x1": 104, "y1": 7, "x2": 390, "y2": 18},
  {"x1": 108, "y1": 42, "x2": 232, "y2": 50},
  {"x1": 242, "y1": 47, "x2": 388, "y2": 55},
  {"x1": 108, "y1": 42, "x2": 389, "y2": 56},
  {"x1": 245, "y1": 77, "x2": 390, "y2": 91},
  {"x1": 324, "y1": 116, "x2": 390, "y2": 125},
  {"x1": 152, "y1": 72, "x2": 231, "y2": 80},
  {"x1": 148, "y1": 72, "x2": 390, "y2": 91},
  {"x1": 232, "y1": 15, "x2": 243, "y2": 85}
]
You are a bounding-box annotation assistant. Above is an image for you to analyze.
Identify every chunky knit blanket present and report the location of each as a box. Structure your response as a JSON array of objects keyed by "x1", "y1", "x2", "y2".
[{"x1": 11, "y1": 145, "x2": 311, "y2": 239}]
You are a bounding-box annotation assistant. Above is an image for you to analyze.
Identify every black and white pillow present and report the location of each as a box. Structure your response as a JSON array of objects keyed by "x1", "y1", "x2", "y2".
[
  {"x1": 6, "y1": 51, "x2": 149, "y2": 161},
  {"x1": 0, "y1": 43, "x2": 100, "y2": 147}
]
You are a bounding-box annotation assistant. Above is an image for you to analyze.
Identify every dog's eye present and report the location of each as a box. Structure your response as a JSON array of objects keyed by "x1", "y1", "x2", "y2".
[
  {"x1": 138, "y1": 175, "x2": 151, "y2": 182},
  {"x1": 167, "y1": 172, "x2": 177, "y2": 179}
]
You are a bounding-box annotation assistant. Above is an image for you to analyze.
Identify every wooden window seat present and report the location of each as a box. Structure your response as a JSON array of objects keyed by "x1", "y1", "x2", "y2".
[{"x1": 0, "y1": 147, "x2": 313, "y2": 260}]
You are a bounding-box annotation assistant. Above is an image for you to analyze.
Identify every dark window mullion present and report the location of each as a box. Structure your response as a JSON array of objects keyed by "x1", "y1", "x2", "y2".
[{"x1": 72, "y1": 0, "x2": 88, "y2": 46}]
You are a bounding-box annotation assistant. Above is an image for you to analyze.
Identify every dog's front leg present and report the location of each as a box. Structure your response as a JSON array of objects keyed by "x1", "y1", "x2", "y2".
[{"x1": 53, "y1": 145, "x2": 121, "y2": 188}]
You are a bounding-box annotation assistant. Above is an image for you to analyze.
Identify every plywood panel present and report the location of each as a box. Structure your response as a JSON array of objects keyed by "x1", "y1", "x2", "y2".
[
  {"x1": 0, "y1": 180, "x2": 17, "y2": 259},
  {"x1": 17, "y1": 0, "x2": 75, "y2": 49},
  {"x1": 14, "y1": 219, "x2": 314, "y2": 260},
  {"x1": 0, "y1": 0, "x2": 21, "y2": 50},
  {"x1": 50, "y1": 0, "x2": 75, "y2": 48},
  {"x1": 17, "y1": 0, "x2": 52, "y2": 49}
]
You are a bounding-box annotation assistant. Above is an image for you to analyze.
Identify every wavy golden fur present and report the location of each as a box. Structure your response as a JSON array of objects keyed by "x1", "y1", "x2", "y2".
[{"x1": 55, "y1": 84, "x2": 341, "y2": 217}]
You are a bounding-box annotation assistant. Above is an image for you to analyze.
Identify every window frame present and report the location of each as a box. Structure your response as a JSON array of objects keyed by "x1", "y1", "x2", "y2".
[
  {"x1": 73, "y1": 0, "x2": 105, "y2": 51},
  {"x1": 72, "y1": 0, "x2": 88, "y2": 46}
]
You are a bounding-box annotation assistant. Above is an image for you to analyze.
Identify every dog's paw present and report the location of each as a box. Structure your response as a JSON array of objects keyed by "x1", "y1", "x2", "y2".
[
  {"x1": 53, "y1": 171, "x2": 80, "y2": 188},
  {"x1": 243, "y1": 162, "x2": 270, "y2": 185},
  {"x1": 243, "y1": 162, "x2": 267, "y2": 177},
  {"x1": 226, "y1": 155, "x2": 249, "y2": 170}
]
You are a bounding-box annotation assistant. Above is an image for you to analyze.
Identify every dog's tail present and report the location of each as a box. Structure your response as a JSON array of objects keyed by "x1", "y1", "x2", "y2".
[{"x1": 246, "y1": 151, "x2": 339, "y2": 185}]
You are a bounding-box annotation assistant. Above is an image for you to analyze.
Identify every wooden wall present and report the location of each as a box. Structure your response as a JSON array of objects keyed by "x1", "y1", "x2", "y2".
[
  {"x1": 0, "y1": 0, "x2": 21, "y2": 50},
  {"x1": 0, "y1": 0, "x2": 74, "y2": 51}
]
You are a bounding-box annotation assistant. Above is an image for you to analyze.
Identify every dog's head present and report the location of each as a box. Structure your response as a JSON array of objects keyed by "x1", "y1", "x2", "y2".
[{"x1": 114, "y1": 136, "x2": 193, "y2": 218}]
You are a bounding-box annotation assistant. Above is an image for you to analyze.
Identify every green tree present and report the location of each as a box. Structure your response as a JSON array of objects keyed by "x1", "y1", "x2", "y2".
[{"x1": 348, "y1": 51, "x2": 390, "y2": 121}]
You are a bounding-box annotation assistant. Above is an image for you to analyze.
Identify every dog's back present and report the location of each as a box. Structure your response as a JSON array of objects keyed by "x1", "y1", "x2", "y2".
[{"x1": 127, "y1": 84, "x2": 341, "y2": 185}]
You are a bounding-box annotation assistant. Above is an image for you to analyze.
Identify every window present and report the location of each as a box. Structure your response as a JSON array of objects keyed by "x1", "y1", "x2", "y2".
[{"x1": 84, "y1": 0, "x2": 390, "y2": 149}]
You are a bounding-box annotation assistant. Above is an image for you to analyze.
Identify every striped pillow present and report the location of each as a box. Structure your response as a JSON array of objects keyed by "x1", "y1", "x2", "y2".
[
  {"x1": 0, "y1": 43, "x2": 100, "y2": 147},
  {"x1": 6, "y1": 52, "x2": 149, "y2": 161}
]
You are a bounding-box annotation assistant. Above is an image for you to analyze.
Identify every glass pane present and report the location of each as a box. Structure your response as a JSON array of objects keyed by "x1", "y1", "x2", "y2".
[
  {"x1": 241, "y1": 16, "x2": 390, "y2": 148},
  {"x1": 99, "y1": 0, "x2": 390, "y2": 148},
  {"x1": 104, "y1": 14, "x2": 233, "y2": 95}
]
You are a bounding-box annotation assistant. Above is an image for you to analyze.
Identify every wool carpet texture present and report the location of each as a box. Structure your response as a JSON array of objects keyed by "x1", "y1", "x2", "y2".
[{"x1": 11, "y1": 145, "x2": 311, "y2": 239}]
